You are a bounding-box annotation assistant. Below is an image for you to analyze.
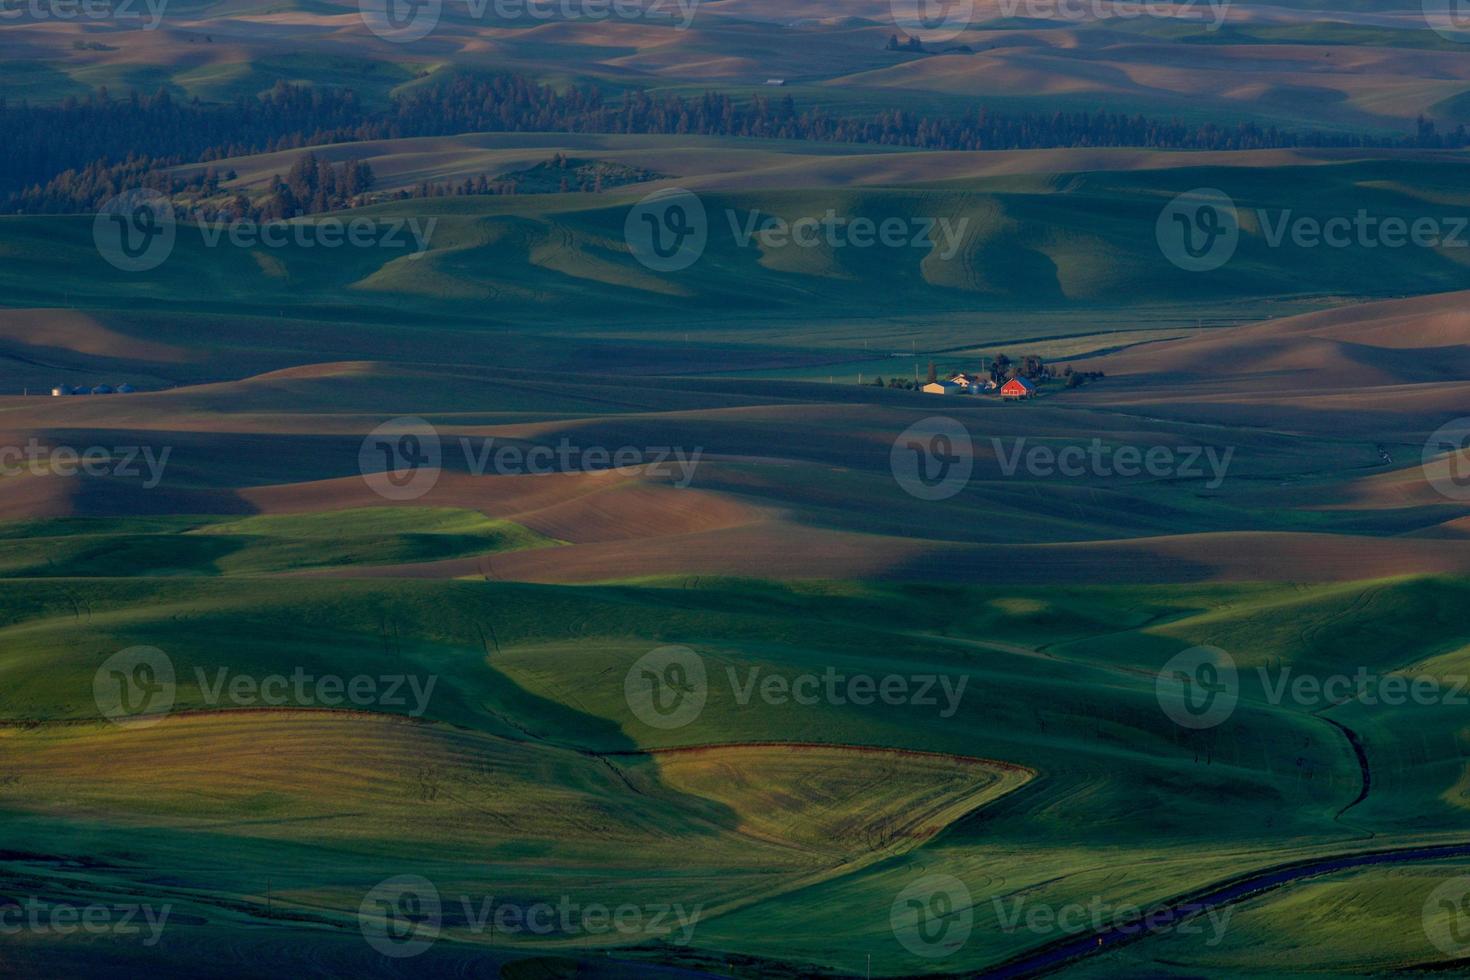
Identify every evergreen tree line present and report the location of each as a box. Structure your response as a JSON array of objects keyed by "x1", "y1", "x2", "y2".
[
  {"x1": 10, "y1": 149, "x2": 374, "y2": 222},
  {"x1": 4, "y1": 74, "x2": 1465, "y2": 213}
]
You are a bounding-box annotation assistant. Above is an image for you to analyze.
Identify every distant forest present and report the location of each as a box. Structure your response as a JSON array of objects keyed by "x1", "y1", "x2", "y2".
[{"x1": 4, "y1": 73, "x2": 1465, "y2": 214}]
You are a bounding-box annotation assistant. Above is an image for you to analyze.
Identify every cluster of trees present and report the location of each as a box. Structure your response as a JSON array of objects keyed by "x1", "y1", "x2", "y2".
[
  {"x1": 270, "y1": 152, "x2": 375, "y2": 216},
  {"x1": 968, "y1": 353, "x2": 1047, "y2": 383},
  {"x1": 538, "y1": 152, "x2": 607, "y2": 194},
  {"x1": 399, "y1": 153, "x2": 658, "y2": 199},
  {"x1": 1005, "y1": 354, "x2": 1046, "y2": 381},
  {"x1": 5, "y1": 74, "x2": 1467, "y2": 214},
  {"x1": 986, "y1": 354, "x2": 1109, "y2": 388},
  {"x1": 1062, "y1": 366, "x2": 1106, "y2": 389},
  {"x1": 399, "y1": 175, "x2": 521, "y2": 200},
  {"x1": 987, "y1": 354, "x2": 1107, "y2": 385},
  {"x1": 400, "y1": 172, "x2": 602, "y2": 199}
]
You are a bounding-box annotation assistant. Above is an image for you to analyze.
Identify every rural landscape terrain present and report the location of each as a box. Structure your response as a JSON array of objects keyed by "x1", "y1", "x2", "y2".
[{"x1": 4, "y1": 0, "x2": 1470, "y2": 977}]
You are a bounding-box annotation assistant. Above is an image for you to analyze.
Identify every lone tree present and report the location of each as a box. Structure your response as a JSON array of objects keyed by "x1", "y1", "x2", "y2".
[{"x1": 927, "y1": 361, "x2": 937, "y2": 384}]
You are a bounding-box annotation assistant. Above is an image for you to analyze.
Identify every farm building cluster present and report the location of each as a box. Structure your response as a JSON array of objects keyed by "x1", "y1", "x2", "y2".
[
  {"x1": 923, "y1": 374, "x2": 1037, "y2": 399},
  {"x1": 867, "y1": 355, "x2": 1101, "y2": 395},
  {"x1": 51, "y1": 383, "x2": 137, "y2": 396}
]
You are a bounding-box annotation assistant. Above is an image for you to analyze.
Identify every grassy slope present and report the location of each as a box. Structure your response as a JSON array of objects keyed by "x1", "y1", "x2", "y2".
[
  {"x1": 2, "y1": 575, "x2": 1469, "y2": 973},
  {"x1": 5, "y1": 157, "x2": 1469, "y2": 334},
  {"x1": 0, "y1": 508, "x2": 556, "y2": 577},
  {"x1": 1, "y1": 716, "x2": 1023, "y2": 929},
  {"x1": 1065, "y1": 859, "x2": 1470, "y2": 977}
]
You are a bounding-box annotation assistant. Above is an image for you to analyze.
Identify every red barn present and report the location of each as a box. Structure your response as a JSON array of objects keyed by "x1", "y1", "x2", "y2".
[{"x1": 1000, "y1": 377, "x2": 1036, "y2": 400}]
